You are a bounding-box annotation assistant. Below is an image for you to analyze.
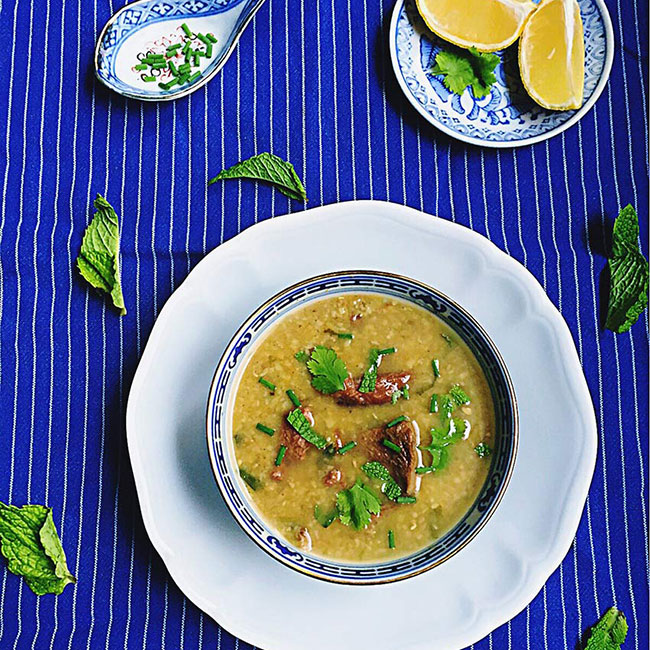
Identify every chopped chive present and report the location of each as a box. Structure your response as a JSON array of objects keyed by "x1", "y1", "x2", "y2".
[
  {"x1": 403, "y1": 385, "x2": 410, "y2": 400},
  {"x1": 396, "y1": 495, "x2": 416, "y2": 504},
  {"x1": 178, "y1": 63, "x2": 191, "y2": 73},
  {"x1": 432, "y1": 359, "x2": 440, "y2": 378},
  {"x1": 294, "y1": 350, "x2": 309, "y2": 363},
  {"x1": 187, "y1": 71, "x2": 201, "y2": 83},
  {"x1": 286, "y1": 389, "x2": 301, "y2": 407},
  {"x1": 181, "y1": 22, "x2": 192, "y2": 37},
  {"x1": 182, "y1": 41, "x2": 191, "y2": 54},
  {"x1": 158, "y1": 78, "x2": 179, "y2": 90},
  {"x1": 388, "y1": 530, "x2": 395, "y2": 549},
  {"x1": 142, "y1": 75, "x2": 156, "y2": 82},
  {"x1": 239, "y1": 467, "x2": 261, "y2": 491},
  {"x1": 151, "y1": 62, "x2": 168, "y2": 69},
  {"x1": 206, "y1": 32, "x2": 217, "y2": 43},
  {"x1": 336, "y1": 332, "x2": 354, "y2": 340},
  {"x1": 391, "y1": 390, "x2": 401, "y2": 405},
  {"x1": 166, "y1": 44, "x2": 181, "y2": 54},
  {"x1": 378, "y1": 346, "x2": 396, "y2": 355},
  {"x1": 258, "y1": 377, "x2": 276, "y2": 392},
  {"x1": 168, "y1": 60, "x2": 179, "y2": 76},
  {"x1": 134, "y1": 63, "x2": 148, "y2": 70},
  {"x1": 338, "y1": 441, "x2": 357, "y2": 455},
  {"x1": 193, "y1": 52, "x2": 200, "y2": 66},
  {"x1": 158, "y1": 81, "x2": 170, "y2": 90},
  {"x1": 205, "y1": 43, "x2": 213, "y2": 58},
  {"x1": 149, "y1": 53, "x2": 165, "y2": 60},
  {"x1": 382, "y1": 439, "x2": 402, "y2": 453},
  {"x1": 255, "y1": 423, "x2": 275, "y2": 436},
  {"x1": 386, "y1": 415, "x2": 407, "y2": 428},
  {"x1": 275, "y1": 445, "x2": 287, "y2": 466},
  {"x1": 430, "y1": 393, "x2": 438, "y2": 413},
  {"x1": 415, "y1": 466, "x2": 435, "y2": 474},
  {"x1": 197, "y1": 33, "x2": 210, "y2": 45}
]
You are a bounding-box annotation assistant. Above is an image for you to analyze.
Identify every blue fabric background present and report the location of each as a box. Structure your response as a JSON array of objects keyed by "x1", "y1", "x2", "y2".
[{"x1": 0, "y1": 0, "x2": 647, "y2": 648}]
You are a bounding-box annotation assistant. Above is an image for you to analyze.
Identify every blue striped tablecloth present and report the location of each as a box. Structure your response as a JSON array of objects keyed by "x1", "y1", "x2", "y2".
[{"x1": 0, "y1": 1, "x2": 647, "y2": 648}]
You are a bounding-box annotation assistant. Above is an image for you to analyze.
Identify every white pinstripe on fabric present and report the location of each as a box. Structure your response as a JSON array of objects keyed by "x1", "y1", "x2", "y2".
[
  {"x1": 236, "y1": 46, "x2": 242, "y2": 231},
  {"x1": 529, "y1": 146, "x2": 547, "y2": 289},
  {"x1": 377, "y1": 0, "x2": 390, "y2": 201},
  {"x1": 415, "y1": 126, "x2": 423, "y2": 212},
  {"x1": 268, "y1": 0, "x2": 275, "y2": 215},
  {"x1": 362, "y1": 0, "x2": 374, "y2": 200},
  {"x1": 463, "y1": 150, "x2": 474, "y2": 230},
  {"x1": 495, "y1": 152, "x2": 510, "y2": 254},
  {"x1": 253, "y1": 18, "x2": 260, "y2": 221},
  {"x1": 316, "y1": 2, "x2": 324, "y2": 204},
  {"x1": 627, "y1": 0, "x2": 649, "y2": 175},
  {"x1": 330, "y1": 0, "x2": 341, "y2": 201},
  {"x1": 510, "y1": 151, "x2": 527, "y2": 266},
  {"x1": 446, "y1": 143, "x2": 455, "y2": 219},
  {"x1": 346, "y1": 0, "x2": 357, "y2": 200}
]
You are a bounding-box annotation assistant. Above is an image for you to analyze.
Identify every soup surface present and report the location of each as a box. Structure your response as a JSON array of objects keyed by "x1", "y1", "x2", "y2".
[{"x1": 232, "y1": 293, "x2": 494, "y2": 562}]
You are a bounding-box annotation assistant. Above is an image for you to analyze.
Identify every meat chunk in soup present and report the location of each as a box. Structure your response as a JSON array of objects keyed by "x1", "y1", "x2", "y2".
[
  {"x1": 334, "y1": 372, "x2": 411, "y2": 406},
  {"x1": 360, "y1": 419, "x2": 418, "y2": 495}
]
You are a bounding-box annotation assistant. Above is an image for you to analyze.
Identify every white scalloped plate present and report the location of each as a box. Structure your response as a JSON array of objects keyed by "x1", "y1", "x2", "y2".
[{"x1": 126, "y1": 201, "x2": 597, "y2": 650}]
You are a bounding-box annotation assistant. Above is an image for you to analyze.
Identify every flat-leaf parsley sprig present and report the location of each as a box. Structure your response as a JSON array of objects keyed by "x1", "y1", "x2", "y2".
[
  {"x1": 430, "y1": 46, "x2": 500, "y2": 99},
  {"x1": 306, "y1": 346, "x2": 349, "y2": 394}
]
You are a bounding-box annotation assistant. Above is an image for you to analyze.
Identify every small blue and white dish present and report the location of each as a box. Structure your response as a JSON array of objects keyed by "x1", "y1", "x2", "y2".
[
  {"x1": 95, "y1": 0, "x2": 266, "y2": 101},
  {"x1": 206, "y1": 270, "x2": 519, "y2": 585},
  {"x1": 390, "y1": 0, "x2": 614, "y2": 148}
]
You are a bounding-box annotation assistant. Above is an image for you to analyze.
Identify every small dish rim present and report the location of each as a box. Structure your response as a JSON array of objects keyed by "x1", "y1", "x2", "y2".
[{"x1": 205, "y1": 269, "x2": 520, "y2": 585}]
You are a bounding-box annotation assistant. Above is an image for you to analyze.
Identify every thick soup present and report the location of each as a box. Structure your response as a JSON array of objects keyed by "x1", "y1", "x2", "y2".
[{"x1": 232, "y1": 293, "x2": 494, "y2": 562}]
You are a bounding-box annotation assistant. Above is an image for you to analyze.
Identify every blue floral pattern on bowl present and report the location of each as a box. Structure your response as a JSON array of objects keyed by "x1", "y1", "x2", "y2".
[
  {"x1": 390, "y1": 0, "x2": 613, "y2": 147},
  {"x1": 95, "y1": 0, "x2": 265, "y2": 101},
  {"x1": 206, "y1": 271, "x2": 519, "y2": 585}
]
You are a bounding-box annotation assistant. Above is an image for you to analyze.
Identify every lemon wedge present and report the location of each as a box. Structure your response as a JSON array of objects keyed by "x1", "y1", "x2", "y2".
[
  {"x1": 519, "y1": 0, "x2": 585, "y2": 110},
  {"x1": 415, "y1": 0, "x2": 537, "y2": 52}
]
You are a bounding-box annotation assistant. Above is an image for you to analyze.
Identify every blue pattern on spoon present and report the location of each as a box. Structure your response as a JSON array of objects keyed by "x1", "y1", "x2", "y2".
[{"x1": 95, "y1": 0, "x2": 266, "y2": 101}]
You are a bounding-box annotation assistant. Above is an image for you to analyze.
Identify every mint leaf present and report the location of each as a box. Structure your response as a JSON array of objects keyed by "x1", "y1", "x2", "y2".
[
  {"x1": 361, "y1": 461, "x2": 402, "y2": 500},
  {"x1": 449, "y1": 384, "x2": 470, "y2": 407},
  {"x1": 358, "y1": 348, "x2": 382, "y2": 393},
  {"x1": 208, "y1": 152, "x2": 307, "y2": 201},
  {"x1": 77, "y1": 194, "x2": 126, "y2": 315},
  {"x1": 0, "y1": 503, "x2": 75, "y2": 596},
  {"x1": 286, "y1": 408, "x2": 327, "y2": 449},
  {"x1": 336, "y1": 481, "x2": 381, "y2": 530},
  {"x1": 474, "y1": 442, "x2": 492, "y2": 458},
  {"x1": 584, "y1": 607, "x2": 628, "y2": 650},
  {"x1": 605, "y1": 205, "x2": 649, "y2": 333},
  {"x1": 306, "y1": 346, "x2": 348, "y2": 394},
  {"x1": 430, "y1": 47, "x2": 499, "y2": 99}
]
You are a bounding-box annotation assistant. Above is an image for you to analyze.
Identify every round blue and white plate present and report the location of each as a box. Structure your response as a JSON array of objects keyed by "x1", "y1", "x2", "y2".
[{"x1": 390, "y1": 0, "x2": 614, "y2": 148}]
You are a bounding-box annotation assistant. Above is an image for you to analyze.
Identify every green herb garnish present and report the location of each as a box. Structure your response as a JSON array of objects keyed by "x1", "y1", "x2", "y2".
[
  {"x1": 474, "y1": 442, "x2": 492, "y2": 458},
  {"x1": 306, "y1": 346, "x2": 348, "y2": 394},
  {"x1": 286, "y1": 408, "x2": 327, "y2": 449},
  {"x1": 449, "y1": 384, "x2": 470, "y2": 407},
  {"x1": 336, "y1": 332, "x2": 354, "y2": 340},
  {"x1": 77, "y1": 194, "x2": 126, "y2": 315},
  {"x1": 275, "y1": 445, "x2": 287, "y2": 466},
  {"x1": 255, "y1": 422, "x2": 275, "y2": 436},
  {"x1": 386, "y1": 415, "x2": 407, "y2": 428},
  {"x1": 208, "y1": 152, "x2": 307, "y2": 201},
  {"x1": 402, "y1": 385, "x2": 410, "y2": 400},
  {"x1": 396, "y1": 496, "x2": 416, "y2": 504},
  {"x1": 338, "y1": 441, "x2": 357, "y2": 455},
  {"x1": 294, "y1": 350, "x2": 309, "y2": 363},
  {"x1": 286, "y1": 389, "x2": 301, "y2": 407},
  {"x1": 258, "y1": 377, "x2": 276, "y2": 393},
  {"x1": 314, "y1": 504, "x2": 338, "y2": 528},
  {"x1": 430, "y1": 47, "x2": 499, "y2": 99},
  {"x1": 605, "y1": 205, "x2": 649, "y2": 333},
  {"x1": 382, "y1": 439, "x2": 402, "y2": 453},
  {"x1": 418, "y1": 418, "x2": 466, "y2": 473},
  {"x1": 239, "y1": 467, "x2": 262, "y2": 490},
  {"x1": 431, "y1": 359, "x2": 440, "y2": 378},
  {"x1": 0, "y1": 503, "x2": 76, "y2": 596},
  {"x1": 361, "y1": 461, "x2": 402, "y2": 500},
  {"x1": 388, "y1": 529, "x2": 395, "y2": 549},
  {"x1": 584, "y1": 607, "x2": 628, "y2": 650},
  {"x1": 439, "y1": 394, "x2": 453, "y2": 419},
  {"x1": 430, "y1": 393, "x2": 438, "y2": 413},
  {"x1": 336, "y1": 480, "x2": 381, "y2": 530},
  {"x1": 358, "y1": 348, "x2": 382, "y2": 393},
  {"x1": 377, "y1": 347, "x2": 397, "y2": 355}
]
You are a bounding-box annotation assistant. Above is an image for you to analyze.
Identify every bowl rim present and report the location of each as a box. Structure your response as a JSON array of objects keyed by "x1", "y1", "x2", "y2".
[{"x1": 205, "y1": 269, "x2": 520, "y2": 585}]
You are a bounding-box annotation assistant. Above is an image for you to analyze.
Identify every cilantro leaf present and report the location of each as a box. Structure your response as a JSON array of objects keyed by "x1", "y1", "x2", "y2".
[
  {"x1": 584, "y1": 607, "x2": 628, "y2": 650},
  {"x1": 336, "y1": 481, "x2": 381, "y2": 530},
  {"x1": 286, "y1": 408, "x2": 327, "y2": 449},
  {"x1": 208, "y1": 152, "x2": 307, "y2": 201},
  {"x1": 358, "y1": 348, "x2": 382, "y2": 393},
  {"x1": 430, "y1": 47, "x2": 500, "y2": 99},
  {"x1": 77, "y1": 194, "x2": 126, "y2": 315},
  {"x1": 306, "y1": 346, "x2": 348, "y2": 394},
  {"x1": 449, "y1": 384, "x2": 470, "y2": 407},
  {"x1": 0, "y1": 502, "x2": 76, "y2": 596},
  {"x1": 605, "y1": 205, "x2": 649, "y2": 333},
  {"x1": 361, "y1": 462, "x2": 402, "y2": 501}
]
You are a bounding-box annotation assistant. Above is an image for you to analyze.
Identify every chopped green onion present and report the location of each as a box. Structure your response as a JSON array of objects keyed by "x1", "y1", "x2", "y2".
[
  {"x1": 193, "y1": 52, "x2": 200, "y2": 66},
  {"x1": 205, "y1": 43, "x2": 213, "y2": 58},
  {"x1": 386, "y1": 415, "x2": 407, "y2": 428},
  {"x1": 295, "y1": 350, "x2": 309, "y2": 363},
  {"x1": 403, "y1": 385, "x2": 410, "y2": 400},
  {"x1": 388, "y1": 530, "x2": 395, "y2": 549},
  {"x1": 336, "y1": 332, "x2": 354, "y2": 340},
  {"x1": 151, "y1": 61, "x2": 168, "y2": 69},
  {"x1": 182, "y1": 41, "x2": 191, "y2": 54},
  {"x1": 168, "y1": 60, "x2": 179, "y2": 76},
  {"x1": 166, "y1": 43, "x2": 181, "y2": 53},
  {"x1": 197, "y1": 33, "x2": 210, "y2": 45},
  {"x1": 142, "y1": 76, "x2": 156, "y2": 82},
  {"x1": 432, "y1": 359, "x2": 440, "y2": 378},
  {"x1": 255, "y1": 423, "x2": 275, "y2": 436},
  {"x1": 338, "y1": 441, "x2": 357, "y2": 455},
  {"x1": 378, "y1": 347, "x2": 396, "y2": 355},
  {"x1": 134, "y1": 63, "x2": 148, "y2": 70},
  {"x1": 188, "y1": 71, "x2": 201, "y2": 83},
  {"x1": 430, "y1": 394, "x2": 438, "y2": 413},
  {"x1": 258, "y1": 377, "x2": 276, "y2": 392},
  {"x1": 396, "y1": 495, "x2": 416, "y2": 504},
  {"x1": 275, "y1": 445, "x2": 287, "y2": 466},
  {"x1": 178, "y1": 63, "x2": 191, "y2": 74},
  {"x1": 239, "y1": 467, "x2": 261, "y2": 491},
  {"x1": 382, "y1": 439, "x2": 402, "y2": 453},
  {"x1": 286, "y1": 389, "x2": 301, "y2": 407},
  {"x1": 181, "y1": 22, "x2": 192, "y2": 37},
  {"x1": 415, "y1": 466, "x2": 435, "y2": 475},
  {"x1": 206, "y1": 32, "x2": 217, "y2": 43}
]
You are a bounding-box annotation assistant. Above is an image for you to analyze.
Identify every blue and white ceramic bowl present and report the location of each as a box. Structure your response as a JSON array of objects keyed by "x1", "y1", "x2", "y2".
[
  {"x1": 95, "y1": 0, "x2": 266, "y2": 101},
  {"x1": 390, "y1": 0, "x2": 614, "y2": 148},
  {"x1": 206, "y1": 271, "x2": 519, "y2": 585}
]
